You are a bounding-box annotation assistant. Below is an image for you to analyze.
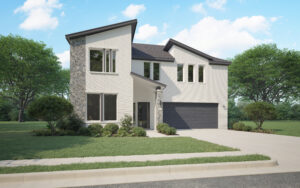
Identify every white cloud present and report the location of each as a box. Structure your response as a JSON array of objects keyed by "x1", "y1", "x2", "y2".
[
  {"x1": 56, "y1": 50, "x2": 69, "y2": 68},
  {"x1": 135, "y1": 24, "x2": 158, "y2": 41},
  {"x1": 270, "y1": 16, "x2": 281, "y2": 22},
  {"x1": 206, "y1": 0, "x2": 227, "y2": 10},
  {"x1": 172, "y1": 16, "x2": 272, "y2": 58},
  {"x1": 14, "y1": 0, "x2": 62, "y2": 30},
  {"x1": 122, "y1": 4, "x2": 145, "y2": 18},
  {"x1": 191, "y1": 3, "x2": 206, "y2": 14}
]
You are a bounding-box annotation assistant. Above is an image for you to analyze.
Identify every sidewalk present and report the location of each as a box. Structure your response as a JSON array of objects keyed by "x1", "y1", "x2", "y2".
[{"x1": 0, "y1": 151, "x2": 253, "y2": 167}]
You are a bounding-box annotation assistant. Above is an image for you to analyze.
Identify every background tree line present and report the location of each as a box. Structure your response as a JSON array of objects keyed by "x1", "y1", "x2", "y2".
[
  {"x1": 0, "y1": 35, "x2": 69, "y2": 122},
  {"x1": 228, "y1": 43, "x2": 300, "y2": 125}
]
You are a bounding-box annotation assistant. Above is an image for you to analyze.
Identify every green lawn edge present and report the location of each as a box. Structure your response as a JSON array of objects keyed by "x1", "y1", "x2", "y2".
[{"x1": 0, "y1": 154, "x2": 270, "y2": 174}]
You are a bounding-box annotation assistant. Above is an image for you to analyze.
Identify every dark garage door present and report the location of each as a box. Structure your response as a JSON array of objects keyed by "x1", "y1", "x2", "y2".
[{"x1": 163, "y1": 102, "x2": 218, "y2": 129}]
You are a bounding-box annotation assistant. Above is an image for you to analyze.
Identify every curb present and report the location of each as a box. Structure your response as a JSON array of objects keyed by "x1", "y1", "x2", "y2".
[{"x1": 0, "y1": 160, "x2": 278, "y2": 184}]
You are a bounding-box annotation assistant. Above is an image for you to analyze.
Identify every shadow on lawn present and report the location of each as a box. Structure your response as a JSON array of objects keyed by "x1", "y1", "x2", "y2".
[{"x1": 0, "y1": 122, "x2": 92, "y2": 160}]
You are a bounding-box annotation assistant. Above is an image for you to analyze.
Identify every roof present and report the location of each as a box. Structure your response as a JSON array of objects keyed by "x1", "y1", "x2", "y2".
[
  {"x1": 131, "y1": 72, "x2": 166, "y2": 88},
  {"x1": 132, "y1": 43, "x2": 175, "y2": 62},
  {"x1": 164, "y1": 39, "x2": 231, "y2": 66},
  {"x1": 65, "y1": 19, "x2": 137, "y2": 43}
]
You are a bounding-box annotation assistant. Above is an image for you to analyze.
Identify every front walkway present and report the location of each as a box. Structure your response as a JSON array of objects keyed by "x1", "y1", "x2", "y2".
[{"x1": 0, "y1": 151, "x2": 251, "y2": 167}]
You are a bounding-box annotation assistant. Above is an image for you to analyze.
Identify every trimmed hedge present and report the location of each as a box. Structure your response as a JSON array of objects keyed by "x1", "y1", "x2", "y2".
[
  {"x1": 157, "y1": 123, "x2": 177, "y2": 135},
  {"x1": 132, "y1": 127, "x2": 146, "y2": 137},
  {"x1": 88, "y1": 123, "x2": 103, "y2": 137}
]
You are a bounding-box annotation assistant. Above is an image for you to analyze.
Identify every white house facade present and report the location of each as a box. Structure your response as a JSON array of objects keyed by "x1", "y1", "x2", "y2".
[{"x1": 66, "y1": 19, "x2": 231, "y2": 130}]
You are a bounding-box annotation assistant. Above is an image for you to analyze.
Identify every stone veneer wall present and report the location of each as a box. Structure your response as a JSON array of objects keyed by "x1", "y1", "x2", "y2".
[{"x1": 69, "y1": 37, "x2": 86, "y2": 121}]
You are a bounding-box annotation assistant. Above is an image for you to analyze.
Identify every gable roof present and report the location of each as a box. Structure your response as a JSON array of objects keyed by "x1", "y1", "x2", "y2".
[
  {"x1": 65, "y1": 19, "x2": 137, "y2": 43},
  {"x1": 132, "y1": 43, "x2": 175, "y2": 62},
  {"x1": 164, "y1": 39, "x2": 231, "y2": 66}
]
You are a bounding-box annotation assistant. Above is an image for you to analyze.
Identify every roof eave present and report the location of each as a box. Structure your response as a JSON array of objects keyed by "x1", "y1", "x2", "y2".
[
  {"x1": 131, "y1": 72, "x2": 167, "y2": 88},
  {"x1": 132, "y1": 57, "x2": 175, "y2": 63}
]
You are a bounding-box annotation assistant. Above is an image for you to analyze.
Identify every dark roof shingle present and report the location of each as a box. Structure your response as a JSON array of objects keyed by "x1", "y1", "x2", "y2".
[{"x1": 132, "y1": 43, "x2": 175, "y2": 62}]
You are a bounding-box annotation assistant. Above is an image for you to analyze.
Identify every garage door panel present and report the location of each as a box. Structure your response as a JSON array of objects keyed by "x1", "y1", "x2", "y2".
[{"x1": 163, "y1": 103, "x2": 218, "y2": 129}]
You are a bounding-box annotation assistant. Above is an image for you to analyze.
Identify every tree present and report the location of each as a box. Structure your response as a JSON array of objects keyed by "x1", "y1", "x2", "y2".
[
  {"x1": 244, "y1": 102, "x2": 277, "y2": 130},
  {"x1": 229, "y1": 44, "x2": 300, "y2": 104},
  {"x1": 47, "y1": 69, "x2": 70, "y2": 99},
  {"x1": 0, "y1": 35, "x2": 61, "y2": 122},
  {"x1": 28, "y1": 96, "x2": 73, "y2": 135}
]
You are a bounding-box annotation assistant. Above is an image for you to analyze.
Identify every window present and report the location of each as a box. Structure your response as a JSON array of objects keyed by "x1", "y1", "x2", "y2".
[
  {"x1": 144, "y1": 62, "x2": 150, "y2": 78},
  {"x1": 90, "y1": 49, "x2": 116, "y2": 73},
  {"x1": 90, "y1": 50, "x2": 103, "y2": 72},
  {"x1": 87, "y1": 94, "x2": 100, "y2": 120},
  {"x1": 177, "y1": 64, "x2": 183, "y2": 82},
  {"x1": 153, "y1": 63, "x2": 160, "y2": 80},
  {"x1": 104, "y1": 94, "x2": 117, "y2": 121},
  {"x1": 87, "y1": 94, "x2": 117, "y2": 121},
  {"x1": 188, "y1": 65, "x2": 194, "y2": 82},
  {"x1": 133, "y1": 103, "x2": 136, "y2": 125},
  {"x1": 198, "y1": 66, "x2": 204, "y2": 82}
]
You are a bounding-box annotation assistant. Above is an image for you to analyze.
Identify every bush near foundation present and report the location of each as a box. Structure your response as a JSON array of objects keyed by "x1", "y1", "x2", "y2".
[{"x1": 157, "y1": 123, "x2": 177, "y2": 135}]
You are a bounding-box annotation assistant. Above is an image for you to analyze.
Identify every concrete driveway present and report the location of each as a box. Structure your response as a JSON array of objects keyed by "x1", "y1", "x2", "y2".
[{"x1": 177, "y1": 129, "x2": 300, "y2": 172}]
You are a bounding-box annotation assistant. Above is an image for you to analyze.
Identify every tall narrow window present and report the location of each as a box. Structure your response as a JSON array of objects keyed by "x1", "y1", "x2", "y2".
[
  {"x1": 104, "y1": 94, "x2": 117, "y2": 120},
  {"x1": 105, "y1": 50, "x2": 110, "y2": 72},
  {"x1": 90, "y1": 50, "x2": 103, "y2": 72},
  {"x1": 87, "y1": 94, "x2": 100, "y2": 120},
  {"x1": 188, "y1": 65, "x2": 194, "y2": 82},
  {"x1": 111, "y1": 50, "x2": 116, "y2": 72},
  {"x1": 177, "y1": 64, "x2": 183, "y2": 82},
  {"x1": 198, "y1": 66, "x2": 204, "y2": 82},
  {"x1": 153, "y1": 63, "x2": 160, "y2": 80},
  {"x1": 144, "y1": 62, "x2": 150, "y2": 78}
]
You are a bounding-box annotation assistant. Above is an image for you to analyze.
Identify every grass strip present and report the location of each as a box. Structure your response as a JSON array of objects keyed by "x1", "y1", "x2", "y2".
[{"x1": 0, "y1": 154, "x2": 270, "y2": 174}]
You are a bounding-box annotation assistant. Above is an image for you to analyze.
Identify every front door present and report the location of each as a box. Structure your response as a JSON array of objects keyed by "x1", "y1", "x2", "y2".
[{"x1": 138, "y1": 102, "x2": 150, "y2": 129}]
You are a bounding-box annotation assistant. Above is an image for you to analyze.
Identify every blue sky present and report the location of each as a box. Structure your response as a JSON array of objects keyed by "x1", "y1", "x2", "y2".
[{"x1": 1, "y1": 0, "x2": 299, "y2": 68}]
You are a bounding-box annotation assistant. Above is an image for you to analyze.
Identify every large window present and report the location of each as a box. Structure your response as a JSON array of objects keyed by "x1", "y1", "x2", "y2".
[
  {"x1": 177, "y1": 64, "x2": 183, "y2": 82},
  {"x1": 87, "y1": 94, "x2": 117, "y2": 121},
  {"x1": 87, "y1": 94, "x2": 100, "y2": 120},
  {"x1": 144, "y1": 62, "x2": 150, "y2": 78},
  {"x1": 90, "y1": 49, "x2": 116, "y2": 73},
  {"x1": 188, "y1": 65, "x2": 194, "y2": 82},
  {"x1": 153, "y1": 63, "x2": 160, "y2": 80},
  {"x1": 198, "y1": 66, "x2": 204, "y2": 82}
]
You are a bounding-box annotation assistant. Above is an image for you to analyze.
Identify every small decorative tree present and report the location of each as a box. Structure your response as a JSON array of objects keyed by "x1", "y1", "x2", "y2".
[
  {"x1": 244, "y1": 102, "x2": 276, "y2": 130},
  {"x1": 28, "y1": 96, "x2": 73, "y2": 135},
  {"x1": 120, "y1": 114, "x2": 133, "y2": 132}
]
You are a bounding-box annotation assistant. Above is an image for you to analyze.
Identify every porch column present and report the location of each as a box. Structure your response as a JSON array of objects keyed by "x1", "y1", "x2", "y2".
[{"x1": 155, "y1": 87, "x2": 163, "y2": 129}]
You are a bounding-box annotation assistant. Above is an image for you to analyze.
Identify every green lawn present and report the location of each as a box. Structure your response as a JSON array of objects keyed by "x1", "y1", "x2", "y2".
[
  {"x1": 0, "y1": 154, "x2": 269, "y2": 174},
  {"x1": 243, "y1": 120, "x2": 300, "y2": 137},
  {"x1": 0, "y1": 121, "x2": 237, "y2": 160}
]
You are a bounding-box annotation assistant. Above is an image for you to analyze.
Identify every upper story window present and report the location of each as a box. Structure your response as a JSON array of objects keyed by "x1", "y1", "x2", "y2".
[
  {"x1": 188, "y1": 65, "x2": 194, "y2": 82},
  {"x1": 90, "y1": 49, "x2": 116, "y2": 73},
  {"x1": 177, "y1": 64, "x2": 183, "y2": 82},
  {"x1": 153, "y1": 63, "x2": 160, "y2": 80},
  {"x1": 144, "y1": 62, "x2": 150, "y2": 78},
  {"x1": 198, "y1": 66, "x2": 204, "y2": 83}
]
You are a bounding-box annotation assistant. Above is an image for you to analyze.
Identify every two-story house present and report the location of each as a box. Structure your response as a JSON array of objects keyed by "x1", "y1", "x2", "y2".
[{"x1": 66, "y1": 19, "x2": 231, "y2": 130}]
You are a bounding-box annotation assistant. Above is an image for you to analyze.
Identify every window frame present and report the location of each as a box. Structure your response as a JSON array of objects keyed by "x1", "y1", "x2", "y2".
[
  {"x1": 198, "y1": 65, "x2": 204, "y2": 83},
  {"x1": 89, "y1": 48, "x2": 118, "y2": 74},
  {"x1": 188, "y1": 64, "x2": 194, "y2": 82},
  {"x1": 177, "y1": 64, "x2": 184, "y2": 82},
  {"x1": 144, "y1": 62, "x2": 151, "y2": 78},
  {"x1": 86, "y1": 93, "x2": 118, "y2": 123},
  {"x1": 153, "y1": 63, "x2": 160, "y2": 81}
]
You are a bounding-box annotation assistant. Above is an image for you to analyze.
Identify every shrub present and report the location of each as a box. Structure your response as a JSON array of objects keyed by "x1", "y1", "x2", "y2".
[
  {"x1": 102, "y1": 130, "x2": 113, "y2": 137},
  {"x1": 120, "y1": 114, "x2": 133, "y2": 128},
  {"x1": 244, "y1": 102, "x2": 276, "y2": 130},
  {"x1": 242, "y1": 125, "x2": 253, "y2": 132},
  {"x1": 32, "y1": 129, "x2": 52, "y2": 136},
  {"x1": 228, "y1": 118, "x2": 239, "y2": 129},
  {"x1": 78, "y1": 127, "x2": 90, "y2": 136},
  {"x1": 56, "y1": 113, "x2": 83, "y2": 132},
  {"x1": 117, "y1": 126, "x2": 131, "y2": 137},
  {"x1": 157, "y1": 123, "x2": 177, "y2": 135},
  {"x1": 157, "y1": 123, "x2": 169, "y2": 133},
  {"x1": 28, "y1": 96, "x2": 73, "y2": 135},
  {"x1": 132, "y1": 127, "x2": 146, "y2": 137},
  {"x1": 88, "y1": 123, "x2": 103, "y2": 137},
  {"x1": 56, "y1": 129, "x2": 76, "y2": 136},
  {"x1": 232, "y1": 122, "x2": 245, "y2": 131},
  {"x1": 103, "y1": 123, "x2": 119, "y2": 135}
]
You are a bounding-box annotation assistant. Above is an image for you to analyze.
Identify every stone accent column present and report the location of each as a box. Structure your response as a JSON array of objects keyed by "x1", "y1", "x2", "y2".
[
  {"x1": 155, "y1": 88, "x2": 163, "y2": 129},
  {"x1": 69, "y1": 37, "x2": 86, "y2": 122}
]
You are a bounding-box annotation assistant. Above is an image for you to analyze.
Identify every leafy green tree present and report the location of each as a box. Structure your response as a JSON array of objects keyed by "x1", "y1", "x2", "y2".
[
  {"x1": 28, "y1": 96, "x2": 73, "y2": 135},
  {"x1": 0, "y1": 35, "x2": 61, "y2": 122},
  {"x1": 229, "y1": 44, "x2": 300, "y2": 104},
  {"x1": 47, "y1": 69, "x2": 70, "y2": 98},
  {"x1": 244, "y1": 102, "x2": 277, "y2": 130}
]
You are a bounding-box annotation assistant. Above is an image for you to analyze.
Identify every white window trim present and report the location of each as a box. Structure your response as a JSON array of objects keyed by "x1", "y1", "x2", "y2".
[
  {"x1": 188, "y1": 64, "x2": 195, "y2": 83},
  {"x1": 153, "y1": 62, "x2": 160, "y2": 81},
  {"x1": 88, "y1": 47, "x2": 118, "y2": 74},
  {"x1": 177, "y1": 64, "x2": 184, "y2": 82},
  {"x1": 198, "y1": 64, "x2": 205, "y2": 84}
]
